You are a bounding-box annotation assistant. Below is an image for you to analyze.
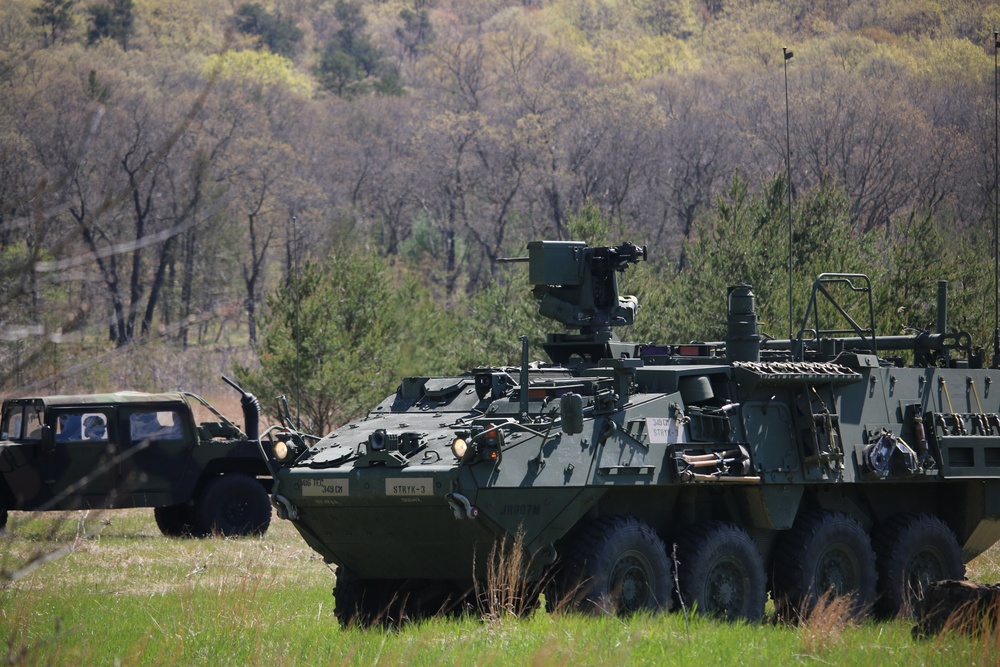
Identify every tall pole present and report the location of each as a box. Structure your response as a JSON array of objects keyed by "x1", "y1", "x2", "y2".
[
  {"x1": 783, "y1": 46, "x2": 794, "y2": 343},
  {"x1": 994, "y1": 31, "x2": 999, "y2": 366},
  {"x1": 291, "y1": 214, "x2": 302, "y2": 429}
]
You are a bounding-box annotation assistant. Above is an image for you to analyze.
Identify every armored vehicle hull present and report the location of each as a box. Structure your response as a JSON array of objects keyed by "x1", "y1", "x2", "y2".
[{"x1": 270, "y1": 241, "x2": 1000, "y2": 624}]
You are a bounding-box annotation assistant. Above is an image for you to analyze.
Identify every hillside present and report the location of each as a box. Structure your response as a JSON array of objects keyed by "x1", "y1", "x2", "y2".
[{"x1": 1, "y1": 0, "x2": 999, "y2": 418}]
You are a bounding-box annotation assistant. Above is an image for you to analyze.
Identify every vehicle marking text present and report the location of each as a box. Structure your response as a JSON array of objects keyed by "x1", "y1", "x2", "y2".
[
  {"x1": 385, "y1": 478, "x2": 434, "y2": 496},
  {"x1": 301, "y1": 478, "x2": 349, "y2": 497}
]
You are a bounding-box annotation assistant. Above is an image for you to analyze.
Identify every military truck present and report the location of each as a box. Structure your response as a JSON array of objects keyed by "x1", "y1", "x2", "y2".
[
  {"x1": 0, "y1": 379, "x2": 271, "y2": 537},
  {"x1": 266, "y1": 241, "x2": 1000, "y2": 625}
]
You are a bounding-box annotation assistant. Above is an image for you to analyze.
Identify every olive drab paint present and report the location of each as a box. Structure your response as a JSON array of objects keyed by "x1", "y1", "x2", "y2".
[
  {"x1": 269, "y1": 241, "x2": 1000, "y2": 625},
  {"x1": 0, "y1": 381, "x2": 273, "y2": 538}
]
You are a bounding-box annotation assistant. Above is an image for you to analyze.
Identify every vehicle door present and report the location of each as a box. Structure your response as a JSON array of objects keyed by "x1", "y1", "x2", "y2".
[
  {"x1": 0, "y1": 401, "x2": 49, "y2": 509},
  {"x1": 118, "y1": 405, "x2": 195, "y2": 499},
  {"x1": 46, "y1": 407, "x2": 118, "y2": 508}
]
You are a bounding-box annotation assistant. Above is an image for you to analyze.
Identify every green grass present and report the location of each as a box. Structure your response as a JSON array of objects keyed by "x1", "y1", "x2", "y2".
[{"x1": 2, "y1": 509, "x2": 1000, "y2": 666}]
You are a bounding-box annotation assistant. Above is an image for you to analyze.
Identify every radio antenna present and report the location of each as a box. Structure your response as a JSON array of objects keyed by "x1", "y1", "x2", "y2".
[
  {"x1": 993, "y1": 31, "x2": 999, "y2": 367},
  {"x1": 783, "y1": 46, "x2": 794, "y2": 343}
]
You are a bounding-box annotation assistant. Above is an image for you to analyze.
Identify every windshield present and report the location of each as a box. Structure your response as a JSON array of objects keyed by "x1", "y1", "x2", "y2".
[{"x1": 1, "y1": 403, "x2": 45, "y2": 442}]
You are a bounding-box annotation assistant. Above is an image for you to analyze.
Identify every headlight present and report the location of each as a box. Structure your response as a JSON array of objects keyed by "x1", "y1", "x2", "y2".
[
  {"x1": 272, "y1": 430, "x2": 303, "y2": 462},
  {"x1": 273, "y1": 439, "x2": 290, "y2": 461},
  {"x1": 451, "y1": 437, "x2": 468, "y2": 459}
]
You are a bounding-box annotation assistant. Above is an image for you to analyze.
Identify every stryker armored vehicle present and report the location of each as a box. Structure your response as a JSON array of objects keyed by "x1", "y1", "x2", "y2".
[
  {"x1": 0, "y1": 378, "x2": 271, "y2": 537},
  {"x1": 267, "y1": 240, "x2": 1000, "y2": 625}
]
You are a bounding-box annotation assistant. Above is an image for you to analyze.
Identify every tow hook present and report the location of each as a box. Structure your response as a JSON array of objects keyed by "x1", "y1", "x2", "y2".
[
  {"x1": 447, "y1": 492, "x2": 479, "y2": 520},
  {"x1": 273, "y1": 494, "x2": 299, "y2": 521}
]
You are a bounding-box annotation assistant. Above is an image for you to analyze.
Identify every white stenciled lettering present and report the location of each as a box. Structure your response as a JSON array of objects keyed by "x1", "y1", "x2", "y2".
[
  {"x1": 647, "y1": 417, "x2": 686, "y2": 444},
  {"x1": 385, "y1": 478, "x2": 434, "y2": 496}
]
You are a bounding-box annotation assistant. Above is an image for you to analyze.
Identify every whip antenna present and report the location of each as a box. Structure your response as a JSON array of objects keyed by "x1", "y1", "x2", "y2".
[
  {"x1": 783, "y1": 46, "x2": 794, "y2": 343},
  {"x1": 994, "y1": 31, "x2": 999, "y2": 367}
]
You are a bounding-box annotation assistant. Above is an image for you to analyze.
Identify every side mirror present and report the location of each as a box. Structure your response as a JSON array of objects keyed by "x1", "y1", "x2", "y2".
[{"x1": 560, "y1": 393, "x2": 584, "y2": 435}]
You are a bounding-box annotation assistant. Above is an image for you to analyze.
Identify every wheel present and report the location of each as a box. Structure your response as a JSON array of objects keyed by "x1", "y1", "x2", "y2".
[
  {"x1": 194, "y1": 473, "x2": 271, "y2": 537},
  {"x1": 333, "y1": 568, "x2": 454, "y2": 628},
  {"x1": 0, "y1": 507, "x2": 7, "y2": 532},
  {"x1": 674, "y1": 522, "x2": 767, "y2": 622},
  {"x1": 772, "y1": 511, "x2": 877, "y2": 620},
  {"x1": 154, "y1": 503, "x2": 195, "y2": 537},
  {"x1": 873, "y1": 513, "x2": 964, "y2": 618},
  {"x1": 333, "y1": 568, "x2": 403, "y2": 627},
  {"x1": 556, "y1": 515, "x2": 673, "y2": 615}
]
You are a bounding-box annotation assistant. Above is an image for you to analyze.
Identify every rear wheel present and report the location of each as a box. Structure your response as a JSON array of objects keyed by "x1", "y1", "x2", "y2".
[
  {"x1": 873, "y1": 513, "x2": 964, "y2": 618},
  {"x1": 772, "y1": 511, "x2": 877, "y2": 620},
  {"x1": 194, "y1": 474, "x2": 271, "y2": 537},
  {"x1": 556, "y1": 515, "x2": 673, "y2": 615},
  {"x1": 154, "y1": 504, "x2": 195, "y2": 537},
  {"x1": 675, "y1": 522, "x2": 767, "y2": 622}
]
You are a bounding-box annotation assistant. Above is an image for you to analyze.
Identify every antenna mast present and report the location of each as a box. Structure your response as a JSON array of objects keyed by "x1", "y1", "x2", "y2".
[
  {"x1": 994, "y1": 31, "x2": 999, "y2": 367},
  {"x1": 783, "y1": 46, "x2": 794, "y2": 342}
]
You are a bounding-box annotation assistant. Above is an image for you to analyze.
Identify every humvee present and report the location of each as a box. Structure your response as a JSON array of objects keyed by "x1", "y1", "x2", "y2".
[{"x1": 0, "y1": 381, "x2": 271, "y2": 537}]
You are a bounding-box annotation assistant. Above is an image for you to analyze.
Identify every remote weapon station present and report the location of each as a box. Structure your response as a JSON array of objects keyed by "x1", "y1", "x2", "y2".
[{"x1": 267, "y1": 241, "x2": 1000, "y2": 625}]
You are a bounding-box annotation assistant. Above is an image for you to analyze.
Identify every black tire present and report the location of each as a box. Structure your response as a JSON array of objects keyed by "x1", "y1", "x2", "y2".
[
  {"x1": 194, "y1": 473, "x2": 271, "y2": 537},
  {"x1": 333, "y1": 568, "x2": 448, "y2": 628},
  {"x1": 873, "y1": 513, "x2": 964, "y2": 618},
  {"x1": 333, "y1": 568, "x2": 397, "y2": 628},
  {"x1": 556, "y1": 515, "x2": 673, "y2": 615},
  {"x1": 674, "y1": 522, "x2": 767, "y2": 622},
  {"x1": 772, "y1": 511, "x2": 877, "y2": 620},
  {"x1": 0, "y1": 507, "x2": 7, "y2": 533},
  {"x1": 154, "y1": 504, "x2": 195, "y2": 537}
]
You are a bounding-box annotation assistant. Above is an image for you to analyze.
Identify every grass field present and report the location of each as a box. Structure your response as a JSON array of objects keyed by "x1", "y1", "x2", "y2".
[{"x1": 2, "y1": 508, "x2": 1000, "y2": 666}]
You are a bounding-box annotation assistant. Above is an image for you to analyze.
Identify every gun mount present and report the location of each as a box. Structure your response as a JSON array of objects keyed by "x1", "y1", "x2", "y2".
[{"x1": 502, "y1": 240, "x2": 646, "y2": 364}]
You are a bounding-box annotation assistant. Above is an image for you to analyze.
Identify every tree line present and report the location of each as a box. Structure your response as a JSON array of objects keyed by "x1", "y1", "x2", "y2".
[{"x1": 1, "y1": 0, "x2": 999, "y2": 412}]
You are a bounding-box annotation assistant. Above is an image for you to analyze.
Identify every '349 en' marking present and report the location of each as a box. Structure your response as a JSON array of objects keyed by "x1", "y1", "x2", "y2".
[{"x1": 301, "y1": 478, "x2": 348, "y2": 497}]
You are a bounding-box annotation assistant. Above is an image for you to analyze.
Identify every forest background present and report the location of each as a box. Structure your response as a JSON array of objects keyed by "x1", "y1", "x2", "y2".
[{"x1": 2, "y1": 0, "x2": 1000, "y2": 434}]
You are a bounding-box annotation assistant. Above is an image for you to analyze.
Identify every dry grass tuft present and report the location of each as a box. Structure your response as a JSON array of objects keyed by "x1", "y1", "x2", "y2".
[
  {"x1": 797, "y1": 592, "x2": 858, "y2": 655},
  {"x1": 474, "y1": 527, "x2": 545, "y2": 624}
]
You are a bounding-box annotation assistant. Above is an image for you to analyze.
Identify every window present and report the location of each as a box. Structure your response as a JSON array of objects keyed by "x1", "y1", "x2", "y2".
[
  {"x1": 130, "y1": 410, "x2": 183, "y2": 443},
  {"x1": 80, "y1": 413, "x2": 108, "y2": 441},
  {"x1": 1, "y1": 406, "x2": 23, "y2": 440},
  {"x1": 2, "y1": 404, "x2": 45, "y2": 442}
]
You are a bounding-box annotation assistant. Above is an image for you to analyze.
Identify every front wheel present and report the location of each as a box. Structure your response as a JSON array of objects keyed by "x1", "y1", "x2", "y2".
[
  {"x1": 336, "y1": 569, "x2": 409, "y2": 627},
  {"x1": 194, "y1": 473, "x2": 271, "y2": 537},
  {"x1": 556, "y1": 515, "x2": 673, "y2": 615},
  {"x1": 675, "y1": 522, "x2": 767, "y2": 622},
  {"x1": 332, "y1": 569, "x2": 466, "y2": 627}
]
